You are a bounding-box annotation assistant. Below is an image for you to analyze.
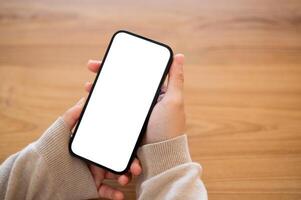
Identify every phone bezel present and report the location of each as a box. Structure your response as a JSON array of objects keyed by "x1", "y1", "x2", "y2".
[{"x1": 69, "y1": 30, "x2": 173, "y2": 174}]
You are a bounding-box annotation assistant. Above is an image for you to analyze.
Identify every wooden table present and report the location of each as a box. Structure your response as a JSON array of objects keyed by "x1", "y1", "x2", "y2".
[{"x1": 0, "y1": 0, "x2": 300, "y2": 199}]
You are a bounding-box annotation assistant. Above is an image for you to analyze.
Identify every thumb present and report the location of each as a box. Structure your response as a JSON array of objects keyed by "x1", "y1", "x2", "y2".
[
  {"x1": 63, "y1": 97, "x2": 85, "y2": 130},
  {"x1": 166, "y1": 54, "x2": 185, "y2": 96}
]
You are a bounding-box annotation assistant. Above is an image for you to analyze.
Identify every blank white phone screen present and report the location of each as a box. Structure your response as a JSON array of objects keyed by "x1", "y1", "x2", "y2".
[{"x1": 71, "y1": 31, "x2": 172, "y2": 172}]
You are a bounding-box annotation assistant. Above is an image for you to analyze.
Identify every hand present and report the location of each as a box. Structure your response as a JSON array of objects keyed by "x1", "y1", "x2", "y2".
[
  {"x1": 144, "y1": 54, "x2": 186, "y2": 144},
  {"x1": 63, "y1": 92, "x2": 142, "y2": 200},
  {"x1": 84, "y1": 54, "x2": 186, "y2": 145}
]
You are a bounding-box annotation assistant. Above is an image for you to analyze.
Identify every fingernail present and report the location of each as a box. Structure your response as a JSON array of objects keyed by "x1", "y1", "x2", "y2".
[{"x1": 174, "y1": 54, "x2": 184, "y2": 64}]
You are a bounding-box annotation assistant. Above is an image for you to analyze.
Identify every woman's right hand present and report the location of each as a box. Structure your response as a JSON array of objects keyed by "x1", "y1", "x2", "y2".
[{"x1": 143, "y1": 54, "x2": 186, "y2": 144}]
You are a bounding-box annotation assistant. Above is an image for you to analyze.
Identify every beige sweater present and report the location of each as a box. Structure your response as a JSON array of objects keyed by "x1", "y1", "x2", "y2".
[{"x1": 0, "y1": 117, "x2": 207, "y2": 199}]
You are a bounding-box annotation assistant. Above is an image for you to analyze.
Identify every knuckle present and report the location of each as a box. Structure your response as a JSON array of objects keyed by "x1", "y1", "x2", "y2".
[
  {"x1": 175, "y1": 71, "x2": 184, "y2": 83},
  {"x1": 165, "y1": 95, "x2": 183, "y2": 107}
]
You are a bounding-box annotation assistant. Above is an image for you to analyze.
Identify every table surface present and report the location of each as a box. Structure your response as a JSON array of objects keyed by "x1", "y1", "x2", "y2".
[{"x1": 0, "y1": 0, "x2": 301, "y2": 199}]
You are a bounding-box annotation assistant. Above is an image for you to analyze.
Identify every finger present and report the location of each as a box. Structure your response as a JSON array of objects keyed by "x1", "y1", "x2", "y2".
[
  {"x1": 158, "y1": 94, "x2": 165, "y2": 102},
  {"x1": 105, "y1": 171, "x2": 132, "y2": 186},
  {"x1": 89, "y1": 165, "x2": 105, "y2": 188},
  {"x1": 87, "y1": 59, "x2": 102, "y2": 73},
  {"x1": 118, "y1": 173, "x2": 131, "y2": 186},
  {"x1": 105, "y1": 171, "x2": 119, "y2": 180},
  {"x1": 99, "y1": 184, "x2": 124, "y2": 200},
  {"x1": 158, "y1": 87, "x2": 167, "y2": 102},
  {"x1": 162, "y1": 75, "x2": 168, "y2": 92},
  {"x1": 160, "y1": 81, "x2": 168, "y2": 95},
  {"x1": 166, "y1": 54, "x2": 185, "y2": 97},
  {"x1": 161, "y1": 85, "x2": 168, "y2": 93},
  {"x1": 104, "y1": 171, "x2": 131, "y2": 186},
  {"x1": 130, "y1": 158, "x2": 142, "y2": 176},
  {"x1": 62, "y1": 97, "x2": 85, "y2": 130},
  {"x1": 84, "y1": 81, "x2": 93, "y2": 92},
  {"x1": 157, "y1": 78, "x2": 168, "y2": 102}
]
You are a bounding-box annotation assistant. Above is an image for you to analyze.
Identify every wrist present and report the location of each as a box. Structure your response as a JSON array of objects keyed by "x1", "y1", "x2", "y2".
[{"x1": 143, "y1": 131, "x2": 185, "y2": 145}]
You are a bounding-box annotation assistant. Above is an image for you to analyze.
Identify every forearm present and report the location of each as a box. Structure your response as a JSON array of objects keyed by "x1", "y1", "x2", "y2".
[
  {"x1": 136, "y1": 135, "x2": 207, "y2": 200},
  {"x1": 0, "y1": 117, "x2": 98, "y2": 200}
]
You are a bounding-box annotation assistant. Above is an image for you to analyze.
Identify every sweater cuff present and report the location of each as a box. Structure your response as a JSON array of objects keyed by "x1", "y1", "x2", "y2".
[
  {"x1": 34, "y1": 117, "x2": 99, "y2": 200},
  {"x1": 137, "y1": 135, "x2": 192, "y2": 179}
]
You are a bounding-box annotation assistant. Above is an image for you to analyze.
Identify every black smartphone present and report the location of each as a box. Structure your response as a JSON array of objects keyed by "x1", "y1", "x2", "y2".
[{"x1": 69, "y1": 30, "x2": 173, "y2": 174}]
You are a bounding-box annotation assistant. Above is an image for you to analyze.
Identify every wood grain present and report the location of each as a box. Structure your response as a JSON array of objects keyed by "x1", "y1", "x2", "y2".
[{"x1": 0, "y1": 0, "x2": 301, "y2": 199}]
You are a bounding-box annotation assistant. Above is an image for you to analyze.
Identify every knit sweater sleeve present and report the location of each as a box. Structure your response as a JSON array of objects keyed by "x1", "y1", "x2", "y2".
[
  {"x1": 136, "y1": 135, "x2": 208, "y2": 200},
  {"x1": 0, "y1": 117, "x2": 99, "y2": 200},
  {"x1": 0, "y1": 117, "x2": 208, "y2": 200}
]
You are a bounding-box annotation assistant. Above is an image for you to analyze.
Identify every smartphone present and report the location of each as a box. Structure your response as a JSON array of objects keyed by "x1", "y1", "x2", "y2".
[{"x1": 69, "y1": 30, "x2": 173, "y2": 174}]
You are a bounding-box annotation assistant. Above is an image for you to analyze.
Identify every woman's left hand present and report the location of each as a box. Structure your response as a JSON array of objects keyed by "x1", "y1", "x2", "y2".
[{"x1": 62, "y1": 60, "x2": 142, "y2": 200}]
